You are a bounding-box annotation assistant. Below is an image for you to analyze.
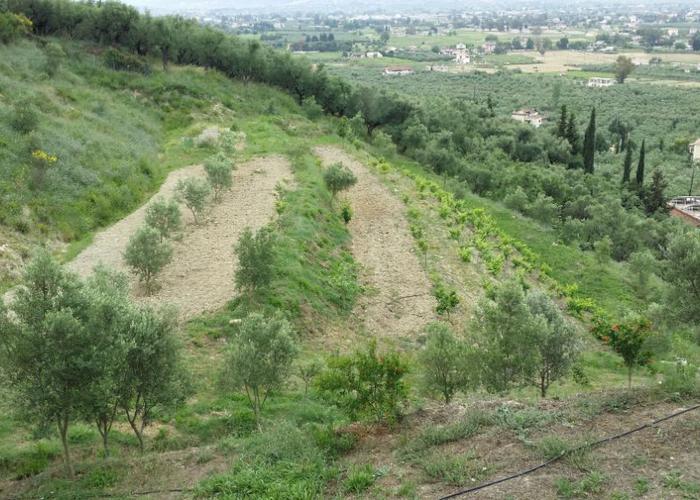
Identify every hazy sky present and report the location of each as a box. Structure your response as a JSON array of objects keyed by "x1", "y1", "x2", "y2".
[{"x1": 119, "y1": 0, "x2": 700, "y2": 16}]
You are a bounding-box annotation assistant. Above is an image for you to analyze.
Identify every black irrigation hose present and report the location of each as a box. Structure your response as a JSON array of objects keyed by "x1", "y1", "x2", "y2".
[{"x1": 439, "y1": 403, "x2": 700, "y2": 499}]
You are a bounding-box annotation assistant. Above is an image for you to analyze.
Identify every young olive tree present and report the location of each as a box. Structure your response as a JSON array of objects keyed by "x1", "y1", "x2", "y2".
[
  {"x1": 145, "y1": 197, "x2": 182, "y2": 241},
  {"x1": 204, "y1": 153, "x2": 234, "y2": 202},
  {"x1": 81, "y1": 267, "x2": 132, "y2": 457},
  {"x1": 0, "y1": 251, "x2": 93, "y2": 477},
  {"x1": 474, "y1": 281, "x2": 580, "y2": 397},
  {"x1": 118, "y1": 305, "x2": 188, "y2": 451},
  {"x1": 124, "y1": 225, "x2": 173, "y2": 294},
  {"x1": 234, "y1": 227, "x2": 275, "y2": 296},
  {"x1": 221, "y1": 313, "x2": 297, "y2": 429},
  {"x1": 323, "y1": 162, "x2": 357, "y2": 202},
  {"x1": 474, "y1": 282, "x2": 540, "y2": 394},
  {"x1": 526, "y1": 289, "x2": 580, "y2": 398},
  {"x1": 298, "y1": 358, "x2": 324, "y2": 396},
  {"x1": 418, "y1": 322, "x2": 476, "y2": 404},
  {"x1": 175, "y1": 177, "x2": 211, "y2": 224}
]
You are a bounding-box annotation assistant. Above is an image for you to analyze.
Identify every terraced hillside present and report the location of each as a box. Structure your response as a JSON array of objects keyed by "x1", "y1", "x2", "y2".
[{"x1": 1, "y1": 16, "x2": 699, "y2": 500}]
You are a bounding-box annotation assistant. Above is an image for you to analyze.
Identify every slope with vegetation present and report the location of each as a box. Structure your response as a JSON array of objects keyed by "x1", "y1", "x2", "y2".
[{"x1": 1, "y1": 2, "x2": 700, "y2": 499}]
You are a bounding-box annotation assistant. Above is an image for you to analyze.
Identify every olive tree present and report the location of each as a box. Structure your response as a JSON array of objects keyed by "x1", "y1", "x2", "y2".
[
  {"x1": 525, "y1": 289, "x2": 580, "y2": 397},
  {"x1": 81, "y1": 267, "x2": 132, "y2": 457},
  {"x1": 474, "y1": 281, "x2": 580, "y2": 397},
  {"x1": 118, "y1": 305, "x2": 188, "y2": 451},
  {"x1": 221, "y1": 313, "x2": 297, "y2": 429},
  {"x1": 0, "y1": 251, "x2": 92, "y2": 477},
  {"x1": 144, "y1": 197, "x2": 182, "y2": 241},
  {"x1": 124, "y1": 225, "x2": 173, "y2": 294},
  {"x1": 474, "y1": 282, "x2": 540, "y2": 394},
  {"x1": 323, "y1": 162, "x2": 357, "y2": 201},
  {"x1": 234, "y1": 227, "x2": 275, "y2": 296},
  {"x1": 175, "y1": 177, "x2": 211, "y2": 224},
  {"x1": 418, "y1": 322, "x2": 476, "y2": 404},
  {"x1": 204, "y1": 153, "x2": 234, "y2": 202},
  {"x1": 664, "y1": 230, "x2": 700, "y2": 323}
]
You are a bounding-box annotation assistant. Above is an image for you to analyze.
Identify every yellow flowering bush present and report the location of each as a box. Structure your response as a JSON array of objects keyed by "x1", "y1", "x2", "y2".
[{"x1": 31, "y1": 150, "x2": 58, "y2": 164}]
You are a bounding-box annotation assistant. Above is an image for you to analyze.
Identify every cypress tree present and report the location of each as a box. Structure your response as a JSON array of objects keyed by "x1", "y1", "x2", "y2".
[
  {"x1": 566, "y1": 112, "x2": 579, "y2": 156},
  {"x1": 556, "y1": 104, "x2": 567, "y2": 138},
  {"x1": 622, "y1": 143, "x2": 633, "y2": 183},
  {"x1": 636, "y1": 139, "x2": 646, "y2": 185},
  {"x1": 582, "y1": 108, "x2": 596, "y2": 174}
]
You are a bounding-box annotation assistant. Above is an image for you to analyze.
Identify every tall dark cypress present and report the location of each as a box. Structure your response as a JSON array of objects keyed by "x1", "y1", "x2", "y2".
[
  {"x1": 636, "y1": 139, "x2": 646, "y2": 185},
  {"x1": 583, "y1": 108, "x2": 596, "y2": 174},
  {"x1": 622, "y1": 143, "x2": 633, "y2": 183},
  {"x1": 556, "y1": 104, "x2": 567, "y2": 138},
  {"x1": 566, "y1": 112, "x2": 579, "y2": 155}
]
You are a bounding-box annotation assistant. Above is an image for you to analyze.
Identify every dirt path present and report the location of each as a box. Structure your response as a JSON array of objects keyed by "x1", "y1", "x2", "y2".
[
  {"x1": 67, "y1": 156, "x2": 293, "y2": 319},
  {"x1": 314, "y1": 145, "x2": 435, "y2": 341}
]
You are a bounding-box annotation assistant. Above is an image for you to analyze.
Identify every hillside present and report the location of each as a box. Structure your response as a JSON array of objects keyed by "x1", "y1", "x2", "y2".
[{"x1": 1, "y1": 6, "x2": 700, "y2": 500}]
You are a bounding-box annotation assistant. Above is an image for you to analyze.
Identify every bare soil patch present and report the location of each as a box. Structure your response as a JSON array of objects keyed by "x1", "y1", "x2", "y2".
[
  {"x1": 67, "y1": 156, "x2": 293, "y2": 319},
  {"x1": 314, "y1": 145, "x2": 436, "y2": 342}
]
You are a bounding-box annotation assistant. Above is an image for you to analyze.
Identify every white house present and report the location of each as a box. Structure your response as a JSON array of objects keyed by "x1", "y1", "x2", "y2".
[
  {"x1": 454, "y1": 50, "x2": 471, "y2": 64},
  {"x1": 511, "y1": 108, "x2": 545, "y2": 128},
  {"x1": 691, "y1": 138, "x2": 700, "y2": 162},
  {"x1": 366, "y1": 51, "x2": 383, "y2": 58},
  {"x1": 667, "y1": 28, "x2": 679, "y2": 37},
  {"x1": 587, "y1": 77, "x2": 615, "y2": 87},
  {"x1": 455, "y1": 43, "x2": 466, "y2": 50},
  {"x1": 482, "y1": 41, "x2": 497, "y2": 54},
  {"x1": 383, "y1": 66, "x2": 414, "y2": 76}
]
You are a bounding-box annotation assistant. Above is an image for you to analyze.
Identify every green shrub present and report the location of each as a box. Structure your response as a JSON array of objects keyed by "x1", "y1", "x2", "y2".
[
  {"x1": 0, "y1": 12, "x2": 32, "y2": 44},
  {"x1": 323, "y1": 162, "x2": 357, "y2": 200},
  {"x1": 11, "y1": 101, "x2": 39, "y2": 134},
  {"x1": 317, "y1": 341, "x2": 409, "y2": 423},
  {"x1": 104, "y1": 47, "x2": 151, "y2": 74}
]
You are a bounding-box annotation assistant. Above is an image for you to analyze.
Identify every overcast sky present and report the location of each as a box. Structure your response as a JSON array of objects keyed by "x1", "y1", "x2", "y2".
[{"x1": 119, "y1": 0, "x2": 700, "y2": 15}]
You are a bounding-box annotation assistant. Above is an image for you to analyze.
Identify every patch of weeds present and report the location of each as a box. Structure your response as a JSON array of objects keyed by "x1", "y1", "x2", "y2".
[
  {"x1": 634, "y1": 477, "x2": 650, "y2": 496},
  {"x1": 343, "y1": 464, "x2": 377, "y2": 494},
  {"x1": 81, "y1": 463, "x2": 122, "y2": 489},
  {"x1": 534, "y1": 436, "x2": 594, "y2": 471},
  {"x1": 402, "y1": 410, "x2": 494, "y2": 458},
  {"x1": 152, "y1": 427, "x2": 198, "y2": 452},
  {"x1": 554, "y1": 471, "x2": 607, "y2": 498},
  {"x1": 396, "y1": 480, "x2": 417, "y2": 498},
  {"x1": 311, "y1": 424, "x2": 357, "y2": 458},
  {"x1": 0, "y1": 440, "x2": 61, "y2": 479},
  {"x1": 662, "y1": 470, "x2": 700, "y2": 497},
  {"x1": 420, "y1": 450, "x2": 489, "y2": 486},
  {"x1": 195, "y1": 448, "x2": 215, "y2": 465},
  {"x1": 610, "y1": 492, "x2": 630, "y2": 500},
  {"x1": 198, "y1": 422, "x2": 339, "y2": 498},
  {"x1": 495, "y1": 405, "x2": 562, "y2": 438},
  {"x1": 630, "y1": 454, "x2": 648, "y2": 467},
  {"x1": 68, "y1": 423, "x2": 97, "y2": 445},
  {"x1": 535, "y1": 436, "x2": 569, "y2": 460}
]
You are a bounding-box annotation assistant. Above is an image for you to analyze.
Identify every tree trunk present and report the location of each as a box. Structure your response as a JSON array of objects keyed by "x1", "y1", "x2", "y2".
[
  {"x1": 128, "y1": 418, "x2": 144, "y2": 453},
  {"x1": 540, "y1": 372, "x2": 547, "y2": 398},
  {"x1": 628, "y1": 366, "x2": 632, "y2": 389},
  {"x1": 58, "y1": 415, "x2": 74, "y2": 478}
]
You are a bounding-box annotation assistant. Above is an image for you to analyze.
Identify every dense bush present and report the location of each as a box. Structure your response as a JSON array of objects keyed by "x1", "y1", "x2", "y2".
[{"x1": 317, "y1": 341, "x2": 408, "y2": 423}]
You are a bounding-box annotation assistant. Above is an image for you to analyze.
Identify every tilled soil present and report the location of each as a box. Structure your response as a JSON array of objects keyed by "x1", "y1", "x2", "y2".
[
  {"x1": 314, "y1": 145, "x2": 436, "y2": 341},
  {"x1": 67, "y1": 156, "x2": 293, "y2": 319}
]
